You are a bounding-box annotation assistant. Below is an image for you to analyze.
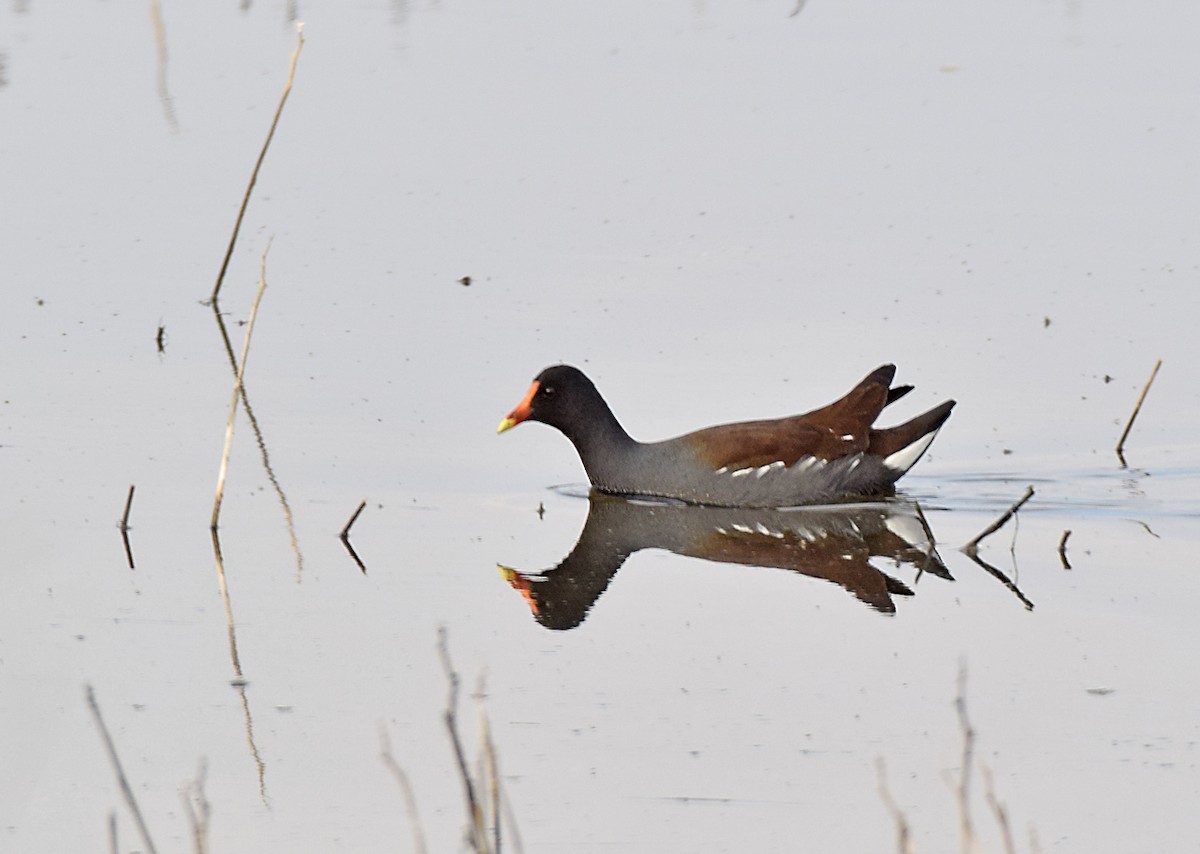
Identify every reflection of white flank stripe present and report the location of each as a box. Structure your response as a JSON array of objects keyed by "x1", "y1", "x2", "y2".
[
  {"x1": 885, "y1": 514, "x2": 928, "y2": 549},
  {"x1": 756, "y1": 461, "x2": 785, "y2": 478},
  {"x1": 884, "y1": 427, "x2": 942, "y2": 473},
  {"x1": 732, "y1": 523, "x2": 754, "y2": 533}
]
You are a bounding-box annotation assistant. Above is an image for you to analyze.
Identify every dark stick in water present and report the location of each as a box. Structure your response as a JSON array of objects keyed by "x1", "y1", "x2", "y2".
[
  {"x1": 341, "y1": 499, "x2": 368, "y2": 539},
  {"x1": 1115, "y1": 358, "x2": 1162, "y2": 462},
  {"x1": 962, "y1": 486, "x2": 1035, "y2": 557}
]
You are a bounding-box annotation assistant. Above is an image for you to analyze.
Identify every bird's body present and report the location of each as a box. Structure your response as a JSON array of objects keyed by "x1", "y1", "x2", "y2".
[{"x1": 498, "y1": 364, "x2": 954, "y2": 508}]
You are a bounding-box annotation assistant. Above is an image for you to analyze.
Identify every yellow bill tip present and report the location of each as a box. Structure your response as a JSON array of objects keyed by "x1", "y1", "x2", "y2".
[{"x1": 497, "y1": 417, "x2": 518, "y2": 434}]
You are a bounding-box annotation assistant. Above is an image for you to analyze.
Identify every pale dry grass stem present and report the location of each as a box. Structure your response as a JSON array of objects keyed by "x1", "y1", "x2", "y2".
[
  {"x1": 1115, "y1": 358, "x2": 1162, "y2": 463},
  {"x1": 211, "y1": 24, "x2": 304, "y2": 304},
  {"x1": 211, "y1": 241, "x2": 271, "y2": 530},
  {"x1": 86, "y1": 686, "x2": 158, "y2": 854}
]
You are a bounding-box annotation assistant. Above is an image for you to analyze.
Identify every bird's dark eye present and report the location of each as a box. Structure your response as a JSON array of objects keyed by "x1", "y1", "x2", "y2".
[{"x1": 542, "y1": 385, "x2": 556, "y2": 397}]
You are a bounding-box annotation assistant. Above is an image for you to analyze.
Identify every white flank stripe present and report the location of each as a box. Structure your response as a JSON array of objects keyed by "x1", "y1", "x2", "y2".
[{"x1": 884, "y1": 426, "x2": 942, "y2": 473}]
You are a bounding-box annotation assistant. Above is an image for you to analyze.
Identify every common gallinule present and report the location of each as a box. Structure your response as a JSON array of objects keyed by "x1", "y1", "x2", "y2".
[{"x1": 497, "y1": 364, "x2": 954, "y2": 507}]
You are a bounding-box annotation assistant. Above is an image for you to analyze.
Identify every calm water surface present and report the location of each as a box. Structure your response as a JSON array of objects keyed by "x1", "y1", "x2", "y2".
[{"x1": 2, "y1": 2, "x2": 1198, "y2": 852}]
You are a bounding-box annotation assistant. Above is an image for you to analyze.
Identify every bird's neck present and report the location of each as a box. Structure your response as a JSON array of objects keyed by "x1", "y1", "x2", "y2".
[{"x1": 556, "y1": 396, "x2": 638, "y2": 487}]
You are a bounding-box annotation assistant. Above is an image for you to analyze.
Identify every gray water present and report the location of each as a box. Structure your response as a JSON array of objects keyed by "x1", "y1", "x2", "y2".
[{"x1": 2, "y1": 2, "x2": 1199, "y2": 851}]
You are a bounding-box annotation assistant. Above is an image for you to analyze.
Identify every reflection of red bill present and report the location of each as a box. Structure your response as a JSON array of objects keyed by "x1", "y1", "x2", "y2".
[
  {"x1": 496, "y1": 380, "x2": 539, "y2": 433},
  {"x1": 498, "y1": 565, "x2": 538, "y2": 615}
]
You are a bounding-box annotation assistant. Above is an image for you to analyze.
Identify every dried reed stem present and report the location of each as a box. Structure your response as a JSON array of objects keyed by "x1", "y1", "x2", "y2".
[
  {"x1": 982, "y1": 765, "x2": 1016, "y2": 854},
  {"x1": 211, "y1": 242, "x2": 271, "y2": 530},
  {"x1": 181, "y1": 760, "x2": 211, "y2": 854},
  {"x1": 380, "y1": 729, "x2": 429, "y2": 854},
  {"x1": 210, "y1": 303, "x2": 304, "y2": 579},
  {"x1": 953, "y1": 667, "x2": 976, "y2": 854},
  {"x1": 211, "y1": 23, "x2": 304, "y2": 303},
  {"x1": 85, "y1": 686, "x2": 158, "y2": 854},
  {"x1": 1058, "y1": 530, "x2": 1072, "y2": 570},
  {"x1": 875, "y1": 758, "x2": 915, "y2": 854},
  {"x1": 149, "y1": 0, "x2": 178, "y2": 134},
  {"x1": 438, "y1": 627, "x2": 487, "y2": 851},
  {"x1": 962, "y1": 486, "x2": 1034, "y2": 557},
  {"x1": 1115, "y1": 358, "x2": 1162, "y2": 460}
]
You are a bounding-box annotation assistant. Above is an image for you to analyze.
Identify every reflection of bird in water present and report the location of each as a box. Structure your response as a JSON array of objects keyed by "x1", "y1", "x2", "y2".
[
  {"x1": 498, "y1": 364, "x2": 954, "y2": 508},
  {"x1": 500, "y1": 493, "x2": 951, "y2": 630}
]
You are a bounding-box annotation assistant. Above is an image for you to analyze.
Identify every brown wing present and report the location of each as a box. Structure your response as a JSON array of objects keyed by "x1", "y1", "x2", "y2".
[{"x1": 681, "y1": 365, "x2": 897, "y2": 469}]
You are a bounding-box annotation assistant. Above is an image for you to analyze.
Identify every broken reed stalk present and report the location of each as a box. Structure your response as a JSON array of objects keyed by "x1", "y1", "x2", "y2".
[
  {"x1": 1058, "y1": 530, "x2": 1072, "y2": 570},
  {"x1": 108, "y1": 811, "x2": 118, "y2": 854},
  {"x1": 962, "y1": 486, "x2": 1035, "y2": 557},
  {"x1": 380, "y1": 729, "x2": 430, "y2": 854},
  {"x1": 211, "y1": 23, "x2": 305, "y2": 304},
  {"x1": 85, "y1": 686, "x2": 159, "y2": 854},
  {"x1": 120, "y1": 485, "x2": 137, "y2": 568},
  {"x1": 341, "y1": 499, "x2": 367, "y2": 539},
  {"x1": 1115, "y1": 358, "x2": 1162, "y2": 460},
  {"x1": 120, "y1": 485, "x2": 135, "y2": 532},
  {"x1": 211, "y1": 242, "x2": 271, "y2": 530}
]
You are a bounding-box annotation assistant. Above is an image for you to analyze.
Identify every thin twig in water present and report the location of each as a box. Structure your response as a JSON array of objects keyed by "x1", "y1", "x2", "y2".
[
  {"x1": 340, "y1": 500, "x2": 369, "y2": 571},
  {"x1": 1058, "y1": 530, "x2": 1072, "y2": 570},
  {"x1": 1131, "y1": 519, "x2": 1160, "y2": 539},
  {"x1": 961, "y1": 550, "x2": 1035, "y2": 611},
  {"x1": 210, "y1": 303, "x2": 304, "y2": 580},
  {"x1": 1115, "y1": 358, "x2": 1162, "y2": 462},
  {"x1": 380, "y1": 728, "x2": 429, "y2": 854},
  {"x1": 438, "y1": 627, "x2": 486, "y2": 851},
  {"x1": 211, "y1": 24, "x2": 304, "y2": 304},
  {"x1": 341, "y1": 499, "x2": 367, "y2": 539},
  {"x1": 211, "y1": 242, "x2": 271, "y2": 530},
  {"x1": 499, "y1": 787, "x2": 525, "y2": 854},
  {"x1": 875, "y1": 759, "x2": 915, "y2": 854},
  {"x1": 181, "y1": 760, "x2": 211, "y2": 854},
  {"x1": 85, "y1": 686, "x2": 159, "y2": 854},
  {"x1": 953, "y1": 666, "x2": 976, "y2": 854},
  {"x1": 108, "y1": 811, "x2": 117, "y2": 854},
  {"x1": 478, "y1": 703, "x2": 501, "y2": 854},
  {"x1": 209, "y1": 529, "x2": 268, "y2": 802},
  {"x1": 149, "y1": 0, "x2": 179, "y2": 133},
  {"x1": 119, "y1": 484, "x2": 137, "y2": 569},
  {"x1": 120, "y1": 485, "x2": 135, "y2": 532},
  {"x1": 982, "y1": 765, "x2": 1016, "y2": 854},
  {"x1": 962, "y1": 486, "x2": 1034, "y2": 557}
]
